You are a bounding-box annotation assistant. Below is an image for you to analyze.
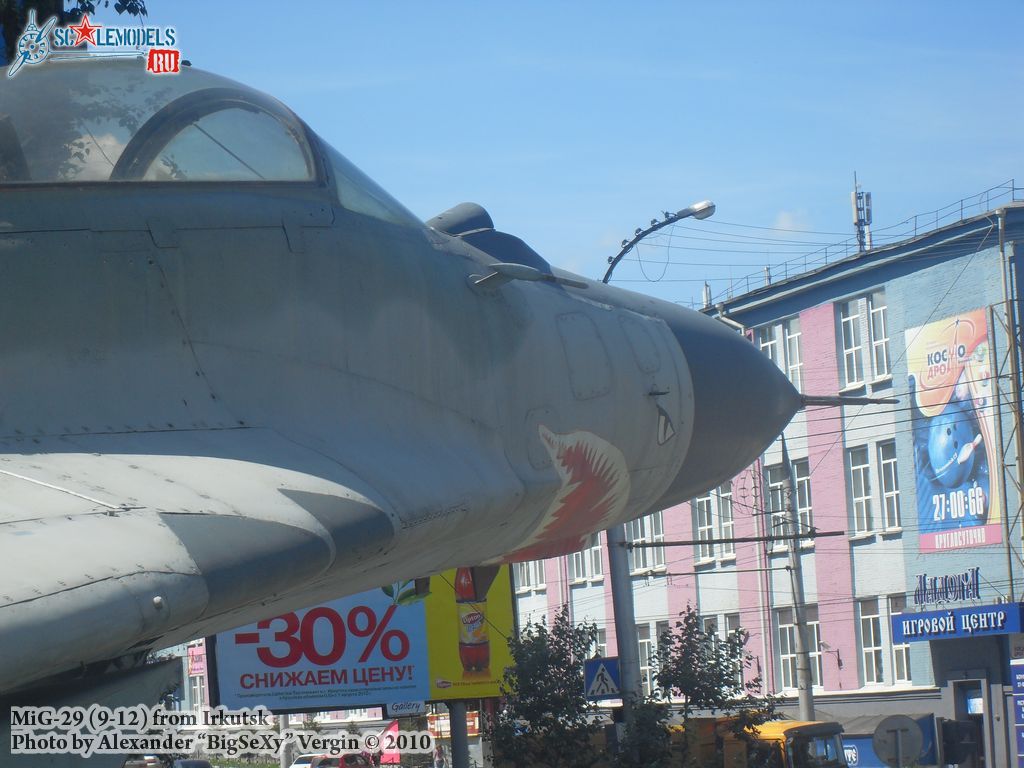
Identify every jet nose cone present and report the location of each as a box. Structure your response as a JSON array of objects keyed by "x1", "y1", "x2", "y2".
[{"x1": 656, "y1": 309, "x2": 801, "y2": 508}]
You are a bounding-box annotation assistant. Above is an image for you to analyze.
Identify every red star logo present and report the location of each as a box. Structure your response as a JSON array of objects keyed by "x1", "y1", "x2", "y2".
[{"x1": 68, "y1": 14, "x2": 101, "y2": 47}]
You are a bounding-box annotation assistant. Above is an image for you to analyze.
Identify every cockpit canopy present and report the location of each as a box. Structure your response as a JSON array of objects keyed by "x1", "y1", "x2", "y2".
[{"x1": 0, "y1": 59, "x2": 419, "y2": 226}]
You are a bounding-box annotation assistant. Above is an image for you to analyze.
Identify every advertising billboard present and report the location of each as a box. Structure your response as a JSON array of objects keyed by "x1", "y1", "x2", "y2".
[
  {"x1": 906, "y1": 309, "x2": 1002, "y2": 552},
  {"x1": 209, "y1": 567, "x2": 513, "y2": 711}
]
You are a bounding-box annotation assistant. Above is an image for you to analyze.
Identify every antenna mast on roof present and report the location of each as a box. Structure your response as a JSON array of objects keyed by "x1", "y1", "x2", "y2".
[{"x1": 852, "y1": 172, "x2": 873, "y2": 252}]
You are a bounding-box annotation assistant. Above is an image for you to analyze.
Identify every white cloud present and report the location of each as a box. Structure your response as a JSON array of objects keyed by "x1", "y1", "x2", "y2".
[{"x1": 772, "y1": 209, "x2": 813, "y2": 232}]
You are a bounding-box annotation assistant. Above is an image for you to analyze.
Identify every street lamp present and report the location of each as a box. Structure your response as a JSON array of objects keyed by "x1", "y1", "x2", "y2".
[
  {"x1": 601, "y1": 199, "x2": 716, "y2": 284},
  {"x1": 602, "y1": 198, "x2": 714, "y2": 738}
]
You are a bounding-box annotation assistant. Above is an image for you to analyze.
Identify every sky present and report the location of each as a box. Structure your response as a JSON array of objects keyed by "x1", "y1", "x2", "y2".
[{"x1": 30, "y1": 2, "x2": 1024, "y2": 305}]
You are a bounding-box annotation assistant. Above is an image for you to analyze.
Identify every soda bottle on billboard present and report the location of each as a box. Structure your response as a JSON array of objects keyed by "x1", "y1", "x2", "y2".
[{"x1": 455, "y1": 567, "x2": 490, "y2": 673}]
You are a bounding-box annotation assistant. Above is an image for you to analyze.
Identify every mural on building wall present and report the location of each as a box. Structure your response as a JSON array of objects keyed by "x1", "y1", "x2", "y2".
[{"x1": 907, "y1": 308, "x2": 1002, "y2": 551}]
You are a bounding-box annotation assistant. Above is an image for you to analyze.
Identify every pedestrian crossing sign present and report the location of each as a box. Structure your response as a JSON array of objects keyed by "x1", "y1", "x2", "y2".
[{"x1": 584, "y1": 657, "x2": 621, "y2": 700}]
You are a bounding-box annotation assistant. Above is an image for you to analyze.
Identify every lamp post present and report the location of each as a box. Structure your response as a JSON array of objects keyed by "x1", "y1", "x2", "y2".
[
  {"x1": 601, "y1": 200, "x2": 716, "y2": 284},
  {"x1": 602, "y1": 199, "x2": 714, "y2": 734}
]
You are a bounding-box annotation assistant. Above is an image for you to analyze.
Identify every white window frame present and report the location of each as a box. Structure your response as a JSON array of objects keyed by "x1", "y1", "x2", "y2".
[
  {"x1": 189, "y1": 673, "x2": 206, "y2": 712},
  {"x1": 726, "y1": 613, "x2": 743, "y2": 685},
  {"x1": 806, "y1": 605, "x2": 822, "y2": 687},
  {"x1": 838, "y1": 289, "x2": 889, "y2": 388},
  {"x1": 702, "y1": 615, "x2": 719, "y2": 637},
  {"x1": 756, "y1": 324, "x2": 779, "y2": 365},
  {"x1": 878, "y1": 440, "x2": 901, "y2": 530},
  {"x1": 570, "y1": 549, "x2": 587, "y2": 583},
  {"x1": 695, "y1": 495, "x2": 715, "y2": 561},
  {"x1": 860, "y1": 598, "x2": 884, "y2": 685},
  {"x1": 765, "y1": 464, "x2": 789, "y2": 548},
  {"x1": 784, "y1": 317, "x2": 803, "y2": 391},
  {"x1": 848, "y1": 446, "x2": 873, "y2": 533},
  {"x1": 718, "y1": 482, "x2": 735, "y2": 556},
  {"x1": 589, "y1": 533, "x2": 603, "y2": 580},
  {"x1": 569, "y1": 533, "x2": 603, "y2": 583},
  {"x1": 777, "y1": 607, "x2": 797, "y2": 690},
  {"x1": 868, "y1": 290, "x2": 891, "y2": 379},
  {"x1": 755, "y1": 317, "x2": 803, "y2": 391},
  {"x1": 839, "y1": 299, "x2": 865, "y2": 387},
  {"x1": 889, "y1": 595, "x2": 911, "y2": 683},
  {"x1": 627, "y1": 511, "x2": 665, "y2": 573},
  {"x1": 794, "y1": 459, "x2": 813, "y2": 542},
  {"x1": 777, "y1": 606, "x2": 820, "y2": 690},
  {"x1": 514, "y1": 560, "x2": 546, "y2": 593},
  {"x1": 592, "y1": 628, "x2": 608, "y2": 659},
  {"x1": 637, "y1": 624, "x2": 654, "y2": 697}
]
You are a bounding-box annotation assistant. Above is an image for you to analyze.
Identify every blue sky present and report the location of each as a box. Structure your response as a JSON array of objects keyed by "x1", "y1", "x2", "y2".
[{"x1": 41, "y1": 3, "x2": 1024, "y2": 304}]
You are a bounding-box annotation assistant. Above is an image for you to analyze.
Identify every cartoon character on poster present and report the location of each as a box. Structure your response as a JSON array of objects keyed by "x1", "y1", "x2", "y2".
[{"x1": 907, "y1": 309, "x2": 1002, "y2": 551}]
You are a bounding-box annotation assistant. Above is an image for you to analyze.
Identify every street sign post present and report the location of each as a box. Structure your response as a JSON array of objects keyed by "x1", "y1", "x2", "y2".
[{"x1": 584, "y1": 657, "x2": 621, "y2": 700}]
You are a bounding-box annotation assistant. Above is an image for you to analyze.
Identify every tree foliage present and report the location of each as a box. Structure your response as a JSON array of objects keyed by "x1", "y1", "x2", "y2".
[
  {"x1": 655, "y1": 606, "x2": 778, "y2": 737},
  {"x1": 1, "y1": 1, "x2": 149, "y2": 65},
  {"x1": 486, "y1": 607, "x2": 603, "y2": 768}
]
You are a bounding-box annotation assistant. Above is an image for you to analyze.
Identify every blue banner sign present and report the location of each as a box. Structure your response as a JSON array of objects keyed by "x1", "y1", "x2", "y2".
[{"x1": 892, "y1": 603, "x2": 1024, "y2": 644}]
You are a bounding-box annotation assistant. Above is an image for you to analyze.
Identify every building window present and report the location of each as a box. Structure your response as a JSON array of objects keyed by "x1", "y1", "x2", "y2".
[
  {"x1": 765, "y1": 464, "x2": 789, "y2": 546},
  {"x1": 189, "y1": 674, "x2": 205, "y2": 711},
  {"x1": 806, "y1": 605, "x2": 822, "y2": 687},
  {"x1": 726, "y1": 613, "x2": 743, "y2": 685},
  {"x1": 839, "y1": 299, "x2": 865, "y2": 387},
  {"x1": 889, "y1": 595, "x2": 911, "y2": 683},
  {"x1": 514, "y1": 560, "x2": 546, "y2": 593},
  {"x1": 860, "y1": 598, "x2": 884, "y2": 684},
  {"x1": 569, "y1": 533, "x2": 603, "y2": 583},
  {"x1": 777, "y1": 607, "x2": 820, "y2": 690},
  {"x1": 702, "y1": 615, "x2": 719, "y2": 637},
  {"x1": 777, "y1": 608, "x2": 797, "y2": 690},
  {"x1": 784, "y1": 318, "x2": 803, "y2": 391},
  {"x1": 878, "y1": 440, "x2": 901, "y2": 530},
  {"x1": 755, "y1": 317, "x2": 803, "y2": 392},
  {"x1": 570, "y1": 549, "x2": 586, "y2": 583},
  {"x1": 589, "y1": 534, "x2": 603, "y2": 579},
  {"x1": 794, "y1": 459, "x2": 813, "y2": 539},
  {"x1": 695, "y1": 495, "x2": 715, "y2": 561},
  {"x1": 695, "y1": 483, "x2": 735, "y2": 561},
  {"x1": 657, "y1": 620, "x2": 671, "y2": 642},
  {"x1": 868, "y1": 291, "x2": 890, "y2": 378},
  {"x1": 627, "y1": 512, "x2": 665, "y2": 573},
  {"x1": 838, "y1": 289, "x2": 889, "y2": 387},
  {"x1": 848, "y1": 446, "x2": 873, "y2": 533},
  {"x1": 718, "y1": 482, "x2": 735, "y2": 556},
  {"x1": 637, "y1": 624, "x2": 654, "y2": 697},
  {"x1": 592, "y1": 628, "x2": 607, "y2": 659},
  {"x1": 756, "y1": 325, "x2": 779, "y2": 365}
]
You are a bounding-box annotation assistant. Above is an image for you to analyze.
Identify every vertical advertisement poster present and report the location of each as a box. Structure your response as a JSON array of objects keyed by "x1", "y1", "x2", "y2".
[
  {"x1": 906, "y1": 309, "x2": 1002, "y2": 552},
  {"x1": 209, "y1": 567, "x2": 513, "y2": 711}
]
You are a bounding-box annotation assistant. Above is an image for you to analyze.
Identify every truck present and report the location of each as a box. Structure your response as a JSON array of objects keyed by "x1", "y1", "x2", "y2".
[{"x1": 680, "y1": 718, "x2": 849, "y2": 768}]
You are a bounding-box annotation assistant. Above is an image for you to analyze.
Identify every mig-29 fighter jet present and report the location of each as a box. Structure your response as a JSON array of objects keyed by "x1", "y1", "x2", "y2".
[{"x1": 0, "y1": 59, "x2": 800, "y2": 712}]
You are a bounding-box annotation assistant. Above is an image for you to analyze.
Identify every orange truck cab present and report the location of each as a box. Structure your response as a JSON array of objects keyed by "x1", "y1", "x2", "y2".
[
  {"x1": 743, "y1": 721, "x2": 849, "y2": 768},
  {"x1": 682, "y1": 718, "x2": 849, "y2": 768}
]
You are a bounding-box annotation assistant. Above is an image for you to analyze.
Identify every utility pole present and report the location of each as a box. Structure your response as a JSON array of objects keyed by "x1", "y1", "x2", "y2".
[
  {"x1": 448, "y1": 700, "x2": 470, "y2": 768},
  {"x1": 607, "y1": 523, "x2": 642, "y2": 728},
  {"x1": 781, "y1": 436, "x2": 814, "y2": 720}
]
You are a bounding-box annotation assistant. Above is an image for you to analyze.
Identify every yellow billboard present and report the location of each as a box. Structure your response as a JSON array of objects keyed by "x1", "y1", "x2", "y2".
[{"x1": 424, "y1": 566, "x2": 514, "y2": 701}]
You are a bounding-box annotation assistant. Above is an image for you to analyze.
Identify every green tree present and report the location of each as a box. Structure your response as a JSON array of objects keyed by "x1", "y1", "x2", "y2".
[
  {"x1": 655, "y1": 606, "x2": 778, "y2": 740},
  {"x1": 1, "y1": 1, "x2": 149, "y2": 66},
  {"x1": 486, "y1": 607, "x2": 603, "y2": 768}
]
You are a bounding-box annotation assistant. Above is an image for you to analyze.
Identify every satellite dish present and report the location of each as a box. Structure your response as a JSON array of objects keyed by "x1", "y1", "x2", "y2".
[{"x1": 872, "y1": 715, "x2": 924, "y2": 767}]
